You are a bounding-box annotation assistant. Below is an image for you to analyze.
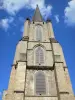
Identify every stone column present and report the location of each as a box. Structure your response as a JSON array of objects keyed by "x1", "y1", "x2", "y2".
[
  {"x1": 23, "y1": 18, "x2": 30, "y2": 40},
  {"x1": 4, "y1": 65, "x2": 16, "y2": 100},
  {"x1": 14, "y1": 62, "x2": 26, "y2": 100},
  {"x1": 55, "y1": 62, "x2": 68, "y2": 92},
  {"x1": 47, "y1": 20, "x2": 55, "y2": 38}
]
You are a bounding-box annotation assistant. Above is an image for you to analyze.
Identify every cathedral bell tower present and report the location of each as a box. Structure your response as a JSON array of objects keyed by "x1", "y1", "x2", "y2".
[{"x1": 2, "y1": 5, "x2": 75, "y2": 100}]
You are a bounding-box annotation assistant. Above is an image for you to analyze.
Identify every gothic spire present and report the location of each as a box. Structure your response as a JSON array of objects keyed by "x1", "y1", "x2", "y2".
[{"x1": 32, "y1": 5, "x2": 43, "y2": 22}]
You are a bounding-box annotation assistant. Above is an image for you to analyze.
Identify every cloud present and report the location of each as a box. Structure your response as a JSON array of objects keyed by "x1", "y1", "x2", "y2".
[
  {"x1": 64, "y1": 0, "x2": 75, "y2": 26},
  {"x1": 2, "y1": 0, "x2": 52, "y2": 18},
  {"x1": 40, "y1": 5, "x2": 52, "y2": 19},
  {"x1": 54, "y1": 15, "x2": 59, "y2": 23},
  {"x1": 0, "y1": 0, "x2": 3, "y2": 9},
  {"x1": 0, "y1": 18, "x2": 9, "y2": 30},
  {"x1": 0, "y1": 17, "x2": 14, "y2": 31},
  {"x1": 18, "y1": 17, "x2": 24, "y2": 22}
]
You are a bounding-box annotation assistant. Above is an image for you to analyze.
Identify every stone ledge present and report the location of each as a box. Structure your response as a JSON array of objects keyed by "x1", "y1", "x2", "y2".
[
  {"x1": 14, "y1": 91, "x2": 24, "y2": 93},
  {"x1": 27, "y1": 65, "x2": 54, "y2": 70},
  {"x1": 50, "y1": 38, "x2": 58, "y2": 43},
  {"x1": 25, "y1": 95, "x2": 57, "y2": 97},
  {"x1": 59, "y1": 92, "x2": 69, "y2": 94},
  {"x1": 20, "y1": 36, "x2": 29, "y2": 41}
]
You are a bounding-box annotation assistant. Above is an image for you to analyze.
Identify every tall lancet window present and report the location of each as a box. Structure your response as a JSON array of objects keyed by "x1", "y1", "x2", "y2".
[
  {"x1": 36, "y1": 25, "x2": 42, "y2": 41},
  {"x1": 35, "y1": 71, "x2": 46, "y2": 95},
  {"x1": 35, "y1": 47, "x2": 44, "y2": 65}
]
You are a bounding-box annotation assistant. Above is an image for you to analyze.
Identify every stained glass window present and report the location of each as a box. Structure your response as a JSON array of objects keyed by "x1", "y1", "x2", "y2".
[
  {"x1": 35, "y1": 71, "x2": 46, "y2": 95},
  {"x1": 35, "y1": 47, "x2": 44, "y2": 64}
]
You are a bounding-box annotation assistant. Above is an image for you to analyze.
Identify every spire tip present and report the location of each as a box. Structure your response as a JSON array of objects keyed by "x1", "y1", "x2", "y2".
[{"x1": 36, "y1": 4, "x2": 38, "y2": 7}]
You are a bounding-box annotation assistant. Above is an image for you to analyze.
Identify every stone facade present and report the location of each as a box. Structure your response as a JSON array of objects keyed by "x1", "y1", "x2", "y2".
[{"x1": 2, "y1": 6, "x2": 75, "y2": 100}]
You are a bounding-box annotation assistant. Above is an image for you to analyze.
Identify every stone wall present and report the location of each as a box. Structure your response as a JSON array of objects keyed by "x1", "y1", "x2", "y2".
[
  {"x1": 2, "y1": 18, "x2": 75, "y2": 100},
  {"x1": 25, "y1": 70, "x2": 57, "y2": 96},
  {"x1": 25, "y1": 97, "x2": 58, "y2": 100}
]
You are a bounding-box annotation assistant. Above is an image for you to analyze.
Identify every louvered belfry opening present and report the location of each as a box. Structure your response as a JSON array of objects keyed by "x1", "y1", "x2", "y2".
[
  {"x1": 36, "y1": 47, "x2": 44, "y2": 65},
  {"x1": 35, "y1": 71, "x2": 46, "y2": 95},
  {"x1": 36, "y1": 25, "x2": 42, "y2": 41}
]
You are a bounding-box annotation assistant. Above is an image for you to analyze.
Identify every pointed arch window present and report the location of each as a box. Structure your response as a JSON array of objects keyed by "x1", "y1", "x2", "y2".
[
  {"x1": 36, "y1": 25, "x2": 42, "y2": 41},
  {"x1": 35, "y1": 47, "x2": 44, "y2": 65},
  {"x1": 35, "y1": 71, "x2": 46, "y2": 95}
]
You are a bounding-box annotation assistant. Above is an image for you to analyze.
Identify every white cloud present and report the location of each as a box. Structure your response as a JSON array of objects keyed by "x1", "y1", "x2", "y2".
[
  {"x1": 0, "y1": 19, "x2": 9, "y2": 31},
  {"x1": 40, "y1": 5, "x2": 52, "y2": 19},
  {"x1": 0, "y1": 17, "x2": 14, "y2": 31},
  {"x1": 19, "y1": 17, "x2": 24, "y2": 22},
  {"x1": 64, "y1": 0, "x2": 75, "y2": 26},
  {"x1": 8, "y1": 17, "x2": 14, "y2": 23},
  {"x1": 54, "y1": 15, "x2": 59, "y2": 23},
  {"x1": 2, "y1": 0, "x2": 52, "y2": 18},
  {"x1": 0, "y1": 0, "x2": 3, "y2": 9}
]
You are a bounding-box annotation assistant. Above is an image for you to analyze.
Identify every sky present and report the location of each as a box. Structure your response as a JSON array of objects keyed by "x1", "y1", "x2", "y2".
[{"x1": 0, "y1": 0, "x2": 75, "y2": 99}]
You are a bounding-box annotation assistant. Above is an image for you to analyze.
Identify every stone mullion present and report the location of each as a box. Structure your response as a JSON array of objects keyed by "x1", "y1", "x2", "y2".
[{"x1": 24, "y1": 40, "x2": 29, "y2": 99}]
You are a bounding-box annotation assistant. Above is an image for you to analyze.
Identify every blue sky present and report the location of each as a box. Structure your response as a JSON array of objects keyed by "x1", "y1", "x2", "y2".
[{"x1": 0, "y1": 0, "x2": 75, "y2": 99}]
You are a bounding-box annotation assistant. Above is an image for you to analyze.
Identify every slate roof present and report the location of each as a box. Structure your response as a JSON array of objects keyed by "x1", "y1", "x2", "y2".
[{"x1": 32, "y1": 5, "x2": 43, "y2": 22}]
